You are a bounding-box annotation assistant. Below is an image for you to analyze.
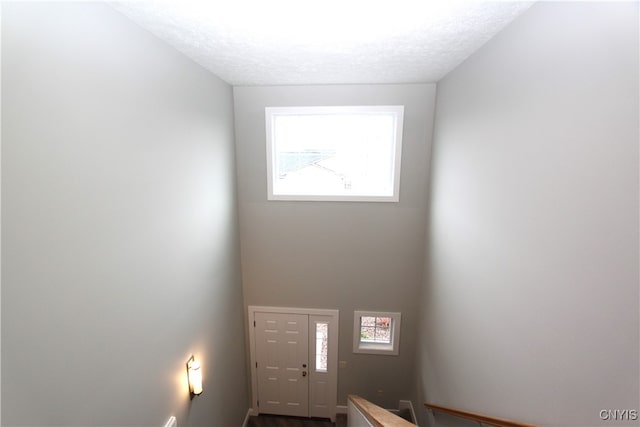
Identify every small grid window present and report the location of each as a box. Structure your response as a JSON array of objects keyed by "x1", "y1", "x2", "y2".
[
  {"x1": 353, "y1": 311, "x2": 401, "y2": 355},
  {"x1": 359, "y1": 316, "x2": 392, "y2": 344}
]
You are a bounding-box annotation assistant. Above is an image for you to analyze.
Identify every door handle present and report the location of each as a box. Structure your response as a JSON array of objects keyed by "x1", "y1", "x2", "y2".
[{"x1": 302, "y1": 371, "x2": 307, "y2": 377}]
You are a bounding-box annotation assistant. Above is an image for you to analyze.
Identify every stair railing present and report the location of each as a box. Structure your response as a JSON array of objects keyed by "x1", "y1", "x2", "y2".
[
  {"x1": 348, "y1": 395, "x2": 416, "y2": 427},
  {"x1": 425, "y1": 403, "x2": 537, "y2": 427}
]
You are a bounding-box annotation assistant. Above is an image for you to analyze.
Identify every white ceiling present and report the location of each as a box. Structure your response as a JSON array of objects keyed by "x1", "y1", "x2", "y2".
[{"x1": 110, "y1": 0, "x2": 534, "y2": 86}]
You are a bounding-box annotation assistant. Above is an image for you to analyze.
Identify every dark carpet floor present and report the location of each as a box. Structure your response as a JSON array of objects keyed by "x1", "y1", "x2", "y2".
[
  {"x1": 247, "y1": 409, "x2": 411, "y2": 427},
  {"x1": 247, "y1": 414, "x2": 347, "y2": 427}
]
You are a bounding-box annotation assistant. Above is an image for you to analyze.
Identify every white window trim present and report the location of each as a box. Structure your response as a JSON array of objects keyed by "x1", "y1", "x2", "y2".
[
  {"x1": 265, "y1": 105, "x2": 404, "y2": 202},
  {"x1": 353, "y1": 311, "x2": 401, "y2": 355}
]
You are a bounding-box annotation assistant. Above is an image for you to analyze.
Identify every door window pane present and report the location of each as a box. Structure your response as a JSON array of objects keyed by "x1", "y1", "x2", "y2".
[{"x1": 315, "y1": 322, "x2": 328, "y2": 372}]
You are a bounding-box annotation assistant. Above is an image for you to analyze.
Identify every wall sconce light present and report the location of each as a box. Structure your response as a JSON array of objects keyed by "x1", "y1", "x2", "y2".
[{"x1": 186, "y1": 355, "x2": 203, "y2": 398}]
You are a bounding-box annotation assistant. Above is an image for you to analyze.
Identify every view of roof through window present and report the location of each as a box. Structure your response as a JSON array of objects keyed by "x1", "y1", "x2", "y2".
[{"x1": 266, "y1": 106, "x2": 404, "y2": 201}]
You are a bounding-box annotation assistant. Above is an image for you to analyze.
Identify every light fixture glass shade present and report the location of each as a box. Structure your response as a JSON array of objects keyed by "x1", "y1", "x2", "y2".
[{"x1": 187, "y1": 356, "x2": 203, "y2": 397}]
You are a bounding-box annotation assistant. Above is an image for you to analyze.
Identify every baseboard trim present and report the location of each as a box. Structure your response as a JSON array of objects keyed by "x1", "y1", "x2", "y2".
[
  {"x1": 398, "y1": 400, "x2": 417, "y2": 424},
  {"x1": 336, "y1": 404, "x2": 348, "y2": 414},
  {"x1": 242, "y1": 408, "x2": 254, "y2": 427}
]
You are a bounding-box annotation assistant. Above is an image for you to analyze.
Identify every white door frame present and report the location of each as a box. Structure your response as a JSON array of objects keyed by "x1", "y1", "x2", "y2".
[{"x1": 248, "y1": 306, "x2": 339, "y2": 420}]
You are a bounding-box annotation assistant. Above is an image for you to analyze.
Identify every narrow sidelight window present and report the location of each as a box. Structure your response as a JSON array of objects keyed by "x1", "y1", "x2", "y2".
[{"x1": 315, "y1": 322, "x2": 329, "y2": 372}]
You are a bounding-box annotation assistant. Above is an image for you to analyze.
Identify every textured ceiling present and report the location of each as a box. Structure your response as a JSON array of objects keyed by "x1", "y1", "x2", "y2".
[{"x1": 110, "y1": 1, "x2": 534, "y2": 86}]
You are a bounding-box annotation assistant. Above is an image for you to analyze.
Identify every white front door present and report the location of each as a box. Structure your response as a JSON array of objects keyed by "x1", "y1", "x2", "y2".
[
  {"x1": 255, "y1": 312, "x2": 309, "y2": 417},
  {"x1": 250, "y1": 307, "x2": 339, "y2": 421}
]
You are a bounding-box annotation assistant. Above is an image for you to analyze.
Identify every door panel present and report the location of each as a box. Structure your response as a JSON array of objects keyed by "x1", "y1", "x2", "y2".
[{"x1": 255, "y1": 312, "x2": 309, "y2": 417}]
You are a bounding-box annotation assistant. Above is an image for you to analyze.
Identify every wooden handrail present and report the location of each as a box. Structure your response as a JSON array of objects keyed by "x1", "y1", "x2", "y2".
[
  {"x1": 425, "y1": 403, "x2": 537, "y2": 427},
  {"x1": 349, "y1": 395, "x2": 416, "y2": 427}
]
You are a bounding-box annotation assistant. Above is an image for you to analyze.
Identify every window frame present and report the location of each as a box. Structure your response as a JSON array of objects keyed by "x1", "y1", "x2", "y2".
[
  {"x1": 265, "y1": 105, "x2": 404, "y2": 202},
  {"x1": 352, "y1": 311, "x2": 401, "y2": 355}
]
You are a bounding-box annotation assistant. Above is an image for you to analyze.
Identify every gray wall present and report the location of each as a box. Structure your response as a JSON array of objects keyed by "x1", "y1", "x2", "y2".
[
  {"x1": 233, "y1": 84, "x2": 435, "y2": 408},
  {"x1": 417, "y1": 2, "x2": 639, "y2": 426},
  {"x1": 2, "y1": 3, "x2": 248, "y2": 426}
]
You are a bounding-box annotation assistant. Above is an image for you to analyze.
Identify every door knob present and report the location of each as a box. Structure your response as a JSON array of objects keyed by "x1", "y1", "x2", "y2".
[
  {"x1": 302, "y1": 364, "x2": 307, "y2": 368},
  {"x1": 302, "y1": 371, "x2": 307, "y2": 377}
]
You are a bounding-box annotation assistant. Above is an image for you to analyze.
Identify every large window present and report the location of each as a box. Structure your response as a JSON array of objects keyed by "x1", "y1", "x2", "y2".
[
  {"x1": 265, "y1": 106, "x2": 404, "y2": 202},
  {"x1": 353, "y1": 311, "x2": 401, "y2": 355}
]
